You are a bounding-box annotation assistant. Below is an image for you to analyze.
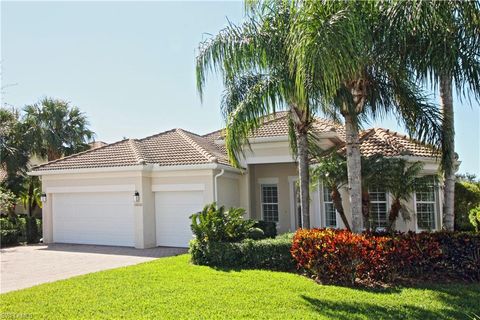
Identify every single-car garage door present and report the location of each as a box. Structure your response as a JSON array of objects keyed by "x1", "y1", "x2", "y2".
[
  {"x1": 155, "y1": 191, "x2": 203, "y2": 247},
  {"x1": 52, "y1": 192, "x2": 135, "y2": 247}
]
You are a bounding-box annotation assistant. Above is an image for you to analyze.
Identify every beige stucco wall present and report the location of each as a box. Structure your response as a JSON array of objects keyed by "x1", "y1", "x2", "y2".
[
  {"x1": 249, "y1": 163, "x2": 298, "y2": 233},
  {"x1": 39, "y1": 168, "x2": 217, "y2": 249},
  {"x1": 216, "y1": 173, "x2": 241, "y2": 208}
]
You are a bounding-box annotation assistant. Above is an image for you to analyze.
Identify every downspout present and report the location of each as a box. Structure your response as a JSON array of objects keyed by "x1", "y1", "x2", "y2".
[{"x1": 214, "y1": 169, "x2": 225, "y2": 204}]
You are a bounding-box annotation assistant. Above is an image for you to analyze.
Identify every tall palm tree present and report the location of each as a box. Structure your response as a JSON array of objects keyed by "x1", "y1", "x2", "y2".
[
  {"x1": 196, "y1": 3, "x2": 355, "y2": 227},
  {"x1": 23, "y1": 98, "x2": 95, "y2": 161},
  {"x1": 290, "y1": 0, "x2": 443, "y2": 232},
  {"x1": 385, "y1": 1, "x2": 480, "y2": 231}
]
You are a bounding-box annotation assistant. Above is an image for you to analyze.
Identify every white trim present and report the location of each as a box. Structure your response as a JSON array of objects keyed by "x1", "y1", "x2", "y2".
[
  {"x1": 46, "y1": 185, "x2": 136, "y2": 194},
  {"x1": 29, "y1": 165, "x2": 147, "y2": 176},
  {"x1": 257, "y1": 177, "x2": 279, "y2": 184},
  {"x1": 152, "y1": 184, "x2": 205, "y2": 192},
  {"x1": 288, "y1": 176, "x2": 299, "y2": 231},
  {"x1": 247, "y1": 155, "x2": 295, "y2": 164},
  {"x1": 29, "y1": 163, "x2": 243, "y2": 176},
  {"x1": 414, "y1": 178, "x2": 438, "y2": 232},
  {"x1": 260, "y1": 183, "x2": 279, "y2": 222}
]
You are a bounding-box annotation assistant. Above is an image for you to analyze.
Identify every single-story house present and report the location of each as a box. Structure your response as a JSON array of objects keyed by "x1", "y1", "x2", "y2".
[{"x1": 31, "y1": 112, "x2": 445, "y2": 248}]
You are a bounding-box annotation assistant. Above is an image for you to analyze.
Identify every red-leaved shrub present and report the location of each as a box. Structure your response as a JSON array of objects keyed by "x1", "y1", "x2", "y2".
[{"x1": 290, "y1": 229, "x2": 460, "y2": 285}]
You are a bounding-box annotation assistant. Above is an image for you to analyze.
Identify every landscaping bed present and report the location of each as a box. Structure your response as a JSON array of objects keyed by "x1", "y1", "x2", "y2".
[{"x1": 1, "y1": 254, "x2": 479, "y2": 319}]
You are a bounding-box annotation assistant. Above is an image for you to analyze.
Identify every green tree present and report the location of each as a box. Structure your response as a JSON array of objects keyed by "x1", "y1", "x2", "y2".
[
  {"x1": 23, "y1": 98, "x2": 95, "y2": 161},
  {"x1": 385, "y1": 1, "x2": 480, "y2": 230},
  {"x1": 196, "y1": 3, "x2": 350, "y2": 227},
  {"x1": 311, "y1": 152, "x2": 350, "y2": 231},
  {"x1": 0, "y1": 108, "x2": 29, "y2": 193},
  {"x1": 290, "y1": 1, "x2": 443, "y2": 232},
  {"x1": 381, "y1": 159, "x2": 425, "y2": 232}
]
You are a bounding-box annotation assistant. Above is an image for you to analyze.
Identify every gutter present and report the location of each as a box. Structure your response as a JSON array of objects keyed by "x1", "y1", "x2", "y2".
[{"x1": 213, "y1": 169, "x2": 225, "y2": 203}]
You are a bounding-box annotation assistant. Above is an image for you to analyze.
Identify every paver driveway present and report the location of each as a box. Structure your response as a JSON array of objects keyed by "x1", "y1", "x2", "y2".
[{"x1": 0, "y1": 244, "x2": 186, "y2": 293}]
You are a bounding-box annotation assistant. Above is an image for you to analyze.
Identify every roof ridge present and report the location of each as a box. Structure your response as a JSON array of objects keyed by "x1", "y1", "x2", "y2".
[
  {"x1": 32, "y1": 139, "x2": 128, "y2": 170},
  {"x1": 128, "y1": 139, "x2": 146, "y2": 164},
  {"x1": 176, "y1": 129, "x2": 218, "y2": 163},
  {"x1": 374, "y1": 128, "x2": 411, "y2": 154},
  {"x1": 137, "y1": 128, "x2": 178, "y2": 142}
]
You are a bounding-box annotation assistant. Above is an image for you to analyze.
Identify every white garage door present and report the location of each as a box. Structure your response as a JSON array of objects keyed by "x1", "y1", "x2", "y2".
[
  {"x1": 53, "y1": 192, "x2": 135, "y2": 247},
  {"x1": 155, "y1": 191, "x2": 204, "y2": 247}
]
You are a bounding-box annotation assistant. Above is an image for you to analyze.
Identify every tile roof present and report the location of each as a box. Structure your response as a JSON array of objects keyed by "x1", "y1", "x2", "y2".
[
  {"x1": 32, "y1": 129, "x2": 231, "y2": 171},
  {"x1": 346, "y1": 128, "x2": 439, "y2": 158},
  {"x1": 203, "y1": 111, "x2": 345, "y2": 140},
  {"x1": 31, "y1": 114, "x2": 438, "y2": 172}
]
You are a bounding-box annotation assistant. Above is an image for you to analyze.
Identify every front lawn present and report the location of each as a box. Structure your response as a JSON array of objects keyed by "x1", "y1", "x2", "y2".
[{"x1": 1, "y1": 255, "x2": 478, "y2": 319}]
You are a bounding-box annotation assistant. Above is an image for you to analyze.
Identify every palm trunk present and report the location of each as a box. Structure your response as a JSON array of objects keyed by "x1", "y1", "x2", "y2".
[
  {"x1": 362, "y1": 191, "x2": 371, "y2": 231},
  {"x1": 440, "y1": 74, "x2": 455, "y2": 231},
  {"x1": 297, "y1": 130, "x2": 310, "y2": 228},
  {"x1": 344, "y1": 114, "x2": 363, "y2": 233},
  {"x1": 331, "y1": 187, "x2": 351, "y2": 231},
  {"x1": 388, "y1": 198, "x2": 402, "y2": 233}
]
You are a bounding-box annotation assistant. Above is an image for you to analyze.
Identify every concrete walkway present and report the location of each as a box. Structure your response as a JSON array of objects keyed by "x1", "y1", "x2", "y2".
[{"x1": 0, "y1": 244, "x2": 186, "y2": 294}]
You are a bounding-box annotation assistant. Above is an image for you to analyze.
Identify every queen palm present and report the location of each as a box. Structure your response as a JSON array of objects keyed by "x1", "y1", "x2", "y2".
[
  {"x1": 196, "y1": 3, "x2": 357, "y2": 227},
  {"x1": 290, "y1": 0, "x2": 443, "y2": 232},
  {"x1": 23, "y1": 98, "x2": 95, "y2": 161},
  {"x1": 384, "y1": 1, "x2": 480, "y2": 230}
]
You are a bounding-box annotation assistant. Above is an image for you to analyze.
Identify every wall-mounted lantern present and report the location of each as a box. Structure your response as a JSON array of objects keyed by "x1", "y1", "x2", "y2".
[
  {"x1": 133, "y1": 191, "x2": 140, "y2": 203},
  {"x1": 40, "y1": 192, "x2": 47, "y2": 203}
]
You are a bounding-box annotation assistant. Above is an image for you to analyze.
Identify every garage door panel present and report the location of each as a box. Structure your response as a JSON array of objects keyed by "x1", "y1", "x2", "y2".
[
  {"x1": 155, "y1": 191, "x2": 203, "y2": 247},
  {"x1": 52, "y1": 192, "x2": 135, "y2": 247}
]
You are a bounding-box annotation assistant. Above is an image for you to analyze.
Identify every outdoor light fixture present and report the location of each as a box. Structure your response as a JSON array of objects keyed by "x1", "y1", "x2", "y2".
[
  {"x1": 133, "y1": 191, "x2": 140, "y2": 203},
  {"x1": 40, "y1": 192, "x2": 47, "y2": 203}
]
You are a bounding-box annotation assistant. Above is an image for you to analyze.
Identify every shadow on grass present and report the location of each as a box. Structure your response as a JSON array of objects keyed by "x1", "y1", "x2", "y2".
[{"x1": 301, "y1": 283, "x2": 480, "y2": 320}]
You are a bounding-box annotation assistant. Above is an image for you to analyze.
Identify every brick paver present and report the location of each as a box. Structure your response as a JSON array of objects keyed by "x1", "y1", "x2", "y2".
[{"x1": 0, "y1": 244, "x2": 186, "y2": 293}]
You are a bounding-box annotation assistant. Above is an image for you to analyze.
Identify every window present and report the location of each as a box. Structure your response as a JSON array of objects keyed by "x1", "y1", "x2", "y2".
[
  {"x1": 261, "y1": 184, "x2": 278, "y2": 222},
  {"x1": 369, "y1": 187, "x2": 388, "y2": 230},
  {"x1": 323, "y1": 187, "x2": 337, "y2": 227},
  {"x1": 416, "y1": 177, "x2": 436, "y2": 230}
]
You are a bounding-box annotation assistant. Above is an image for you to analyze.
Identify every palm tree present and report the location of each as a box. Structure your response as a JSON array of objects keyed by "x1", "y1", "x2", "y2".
[
  {"x1": 23, "y1": 98, "x2": 95, "y2": 161},
  {"x1": 0, "y1": 108, "x2": 29, "y2": 193},
  {"x1": 290, "y1": 0, "x2": 443, "y2": 232},
  {"x1": 381, "y1": 159, "x2": 424, "y2": 233},
  {"x1": 384, "y1": 1, "x2": 480, "y2": 231},
  {"x1": 196, "y1": 3, "x2": 352, "y2": 227},
  {"x1": 311, "y1": 152, "x2": 350, "y2": 231},
  {"x1": 19, "y1": 176, "x2": 42, "y2": 243}
]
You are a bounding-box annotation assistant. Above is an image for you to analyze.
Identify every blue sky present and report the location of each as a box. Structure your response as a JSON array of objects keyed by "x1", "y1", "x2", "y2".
[{"x1": 2, "y1": 1, "x2": 479, "y2": 175}]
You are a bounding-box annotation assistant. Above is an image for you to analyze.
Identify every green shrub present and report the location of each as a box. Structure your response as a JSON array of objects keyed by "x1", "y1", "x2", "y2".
[
  {"x1": 253, "y1": 220, "x2": 277, "y2": 238},
  {"x1": 469, "y1": 206, "x2": 480, "y2": 232},
  {"x1": 455, "y1": 181, "x2": 480, "y2": 231},
  {"x1": 246, "y1": 227, "x2": 264, "y2": 240},
  {"x1": 0, "y1": 216, "x2": 42, "y2": 246},
  {"x1": 190, "y1": 203, "x2": 255, "y2": 243},
  {"x1": 189, "y1": 234, "x2": 295, "y2": 271}
]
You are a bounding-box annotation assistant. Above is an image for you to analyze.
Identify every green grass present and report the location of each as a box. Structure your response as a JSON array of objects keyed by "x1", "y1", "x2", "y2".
[{"x1": 1, "y1": 255, "x2": 479, "y2": 319}]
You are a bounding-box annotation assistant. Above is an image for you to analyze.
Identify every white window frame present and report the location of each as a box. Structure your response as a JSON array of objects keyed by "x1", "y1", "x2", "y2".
[
  {"x1": 369, "y1": 187, "x2": 389, "y2": 230},
  {"x1": 414, "y1": 178, "x2": 437, "y2": 231},
  {"x1": 260, "y1": 183, "x2": 279, "y2": 222},
  {"x1": 321, "y1": 185, "x2": 337, "y2": 228}
]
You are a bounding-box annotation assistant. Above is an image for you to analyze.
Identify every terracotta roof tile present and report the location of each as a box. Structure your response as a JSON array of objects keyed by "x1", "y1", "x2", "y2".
[
  {"x1": 32, "y1": 114, "x2": 438, "y2": 172},
  {"x1": 33, "y1": 128, "x2": 231, "y2": 171},
  {"x1": 342, "y1": 128, "x2": 439, "y2": 158}
]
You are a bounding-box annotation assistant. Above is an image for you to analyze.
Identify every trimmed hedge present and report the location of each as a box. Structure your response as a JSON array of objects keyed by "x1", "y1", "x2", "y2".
[
  {"x1": 0, "y1": 216, "x2": 42, "y2": 246},
  {"x1": 291, "y1": 229, "x2": 480, "y2": 285},
  {"x1": 189, "y1": 233, "x2": 295, "y2": 271}
]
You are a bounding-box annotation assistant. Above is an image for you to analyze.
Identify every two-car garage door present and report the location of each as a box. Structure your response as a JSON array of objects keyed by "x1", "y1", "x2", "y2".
[
  {"x1": 52, "y1": 192, "x2": 135, "y2": 247},
  {"x1": 51, "y1": 189, "x2": 204, "y2": 248}
]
